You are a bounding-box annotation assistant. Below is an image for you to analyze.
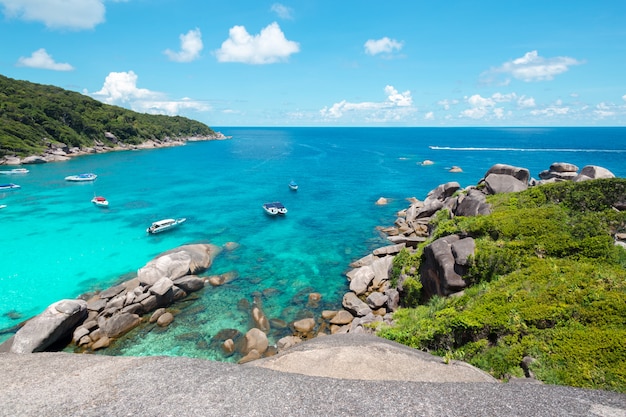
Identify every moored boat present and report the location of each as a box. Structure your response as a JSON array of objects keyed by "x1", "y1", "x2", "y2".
[
  {"x1": 0, "y1": 168, "x2": 29, "y2": 175},
  {"x1": 0, "y1": 183, "x2": 21, "y2": 190},
  {"x1": 91, "y1": 196, "x2": 109, "y2": 207},
  {"x1": 147, "y1": 218, "x2": 186, "y2": 234},
  {"x1": 263, "y1": 202, "x2": 288, "y2": 215},
  {"x1": 289, "y1": 180, "x2": 298, "y2": 191},
  {"x1": 65, "y1": 173, "x2": 97, "y2": 182}
]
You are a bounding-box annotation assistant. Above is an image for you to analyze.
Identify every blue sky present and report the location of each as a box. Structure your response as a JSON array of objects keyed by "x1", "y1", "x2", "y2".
[{"x1": 1, "y1": 1, "x2": 625, "y2": 127}]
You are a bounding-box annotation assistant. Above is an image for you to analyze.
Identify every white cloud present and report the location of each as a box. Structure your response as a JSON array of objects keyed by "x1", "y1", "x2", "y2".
[
  {"x1": 0, "y1": 0, "x2": 105, "y2": 29},
  {"x1": 424, "y1": 111, "x2": 434, "y2": 120},
  {"x1": 467, "y1": 94, "x2": 495, "y2": 108},
  {"x1": 271, "y1": 3, "x2": 293, "y2": 19},
  {"x1": 517, "y1": 95, "x2": 536, "y2": 108},
  {"x1": 438, "y1": 99, "x2": 458, "y2": 110},
  {"x1": 16, "y1": 48, "x2": 74, "y2": 71},
  {"x1": 491, "y1": 92, "x2": 517, "y2": 103},
  {"x1": 485, "y1": 50, "x2": 583, "y2": 83},
  {"x1": 622, "y1": 94, "x2": 626, "y2": 101},
  {"x1": 364, "y1": 37, "x2": 403, "y2": 56},
  {"x1": 320, "y1": 85, "x2": 414, "y2": 121},
  {"x1": 87, "y1": 71, "x2": 210, "y2": 115},
  {"x1": 164, "y1": 28, "x2": 203, "y2": 63},
  {"x1": 215, "y1": 22, "x2": 300, "y2": 64},
  {"x1": 460, "y1": 94, "x2": 507, "y2": 120},
  {"x1": 385, "y1": 85, "x2": 412, "y2": 106},
  {"x1": 530, "y1": 104, "x2": 570, "y2": 117}
]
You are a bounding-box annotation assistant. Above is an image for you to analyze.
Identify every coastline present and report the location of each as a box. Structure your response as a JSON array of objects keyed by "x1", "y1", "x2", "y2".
[{"x1": 0, "y1": 132, "x2": 231, "y2": 166}]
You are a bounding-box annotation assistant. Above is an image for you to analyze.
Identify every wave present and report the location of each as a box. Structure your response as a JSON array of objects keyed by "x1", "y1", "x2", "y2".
[{"x1": 429, "y1": 146, "x2": 626, "y2": 153}]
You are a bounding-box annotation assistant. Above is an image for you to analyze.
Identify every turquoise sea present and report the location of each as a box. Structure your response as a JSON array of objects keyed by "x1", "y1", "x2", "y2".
[{"x1": 1, "y1": 127, "x2": 625, "y2": 360}]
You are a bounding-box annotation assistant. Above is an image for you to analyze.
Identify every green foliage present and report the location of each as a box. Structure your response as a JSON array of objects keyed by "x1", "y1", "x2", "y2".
[
  {"x1": 0, "y1": 74, "x2": 215, "y2": 157},
  {"x1": 378, "y1": 179, "x2": 626, "y2": 392},
  {"x1": 401, "y1": 277, "x2": 423, "y2": 308}
]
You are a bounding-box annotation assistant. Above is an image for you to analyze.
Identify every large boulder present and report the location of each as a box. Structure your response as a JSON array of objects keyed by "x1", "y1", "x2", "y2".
[
  {"x1": 574, "y1": 165, "x2": 615, "y2": 182},
  {"x1": 98, "y1": 313, "x2": 141, "y2": 338},
  {"x1": 454, "y1": 188, "x2": 491, "y2": 217},
  {"x1": 483, "y1": 164, "x2": 530, "y2": 184},
  {"x1": 348, "y1": 266, "x2": 375, "y2": 296},
  {"x1": 342, "y1": 292, "x2": 372, "y2": 317},
  {"x1": 483, "y1": 173, "x2": 528, "y2": 195},
  {"x1": 420, "y1": 235, "x2": 475, "y2": 297},
  {"x1": 423, "y1": 182, "x2": 461, "y2": 206},
  {"x1": 10, "y1": 299, "x2": 87, "y2": 353},
  {"x1": 242, "y1": 328, "x2": 268, "y2": 355},
  {"x1": 137, "y1": 244, "x2": 220, "y2": 286}
]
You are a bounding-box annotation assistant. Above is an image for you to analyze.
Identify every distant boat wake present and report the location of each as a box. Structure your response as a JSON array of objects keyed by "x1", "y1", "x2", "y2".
[{"x1": 429, "y1": 146, "x2": 626, "y2": 153}]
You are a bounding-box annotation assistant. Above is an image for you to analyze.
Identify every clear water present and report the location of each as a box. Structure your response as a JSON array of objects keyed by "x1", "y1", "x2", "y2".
[{"x1": 1, "y1": 127, "x2": 625, "y2": 360}]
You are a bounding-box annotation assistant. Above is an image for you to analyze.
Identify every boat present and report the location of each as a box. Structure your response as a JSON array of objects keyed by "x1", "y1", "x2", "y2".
[
  {"x1": 288, "y1": 180, "x2": 298, "y2": 191},
  {"x1": 91, "y1": 196, "x2": 109, "y2": 207},
  {"x1": 0, "y1": 168, "x2": 29, "y2": 175},
  {"x1": 0, "y1": 183, "x2": 20, "y2": 191},
  {"x1": 65, "y1": 173, "x2": 97, "y2": 182},
  {"x1": 263, "y1": 202, "x2": 288, "y2": 215},
  {"x1": 0, "y1": 204, "x2": 6, "y2": 209},
  {"x1": 146, "y1": 218, "x2": 186, "y2": 234}
]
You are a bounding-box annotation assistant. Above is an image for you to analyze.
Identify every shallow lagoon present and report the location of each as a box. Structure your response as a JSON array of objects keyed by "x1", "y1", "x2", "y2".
[{"x1": 1, "y1": 127, "x2": 625, "y2": 360}]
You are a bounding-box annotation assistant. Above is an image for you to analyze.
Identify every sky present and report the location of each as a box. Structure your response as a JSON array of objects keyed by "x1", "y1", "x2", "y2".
[{"x1": 1, "y1": 0, "x2": 625, "y2": 127}]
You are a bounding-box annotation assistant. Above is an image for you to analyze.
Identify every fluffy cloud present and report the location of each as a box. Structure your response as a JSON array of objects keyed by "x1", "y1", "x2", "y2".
[
  {"x1": 16, "y1": 48, "x2": 74, "y2": 71},
  {"x1": 215, "y1": 22, "x2": 300, "y2": 64},
  {"x1": 485, "y1": 50, "x2": 583, "y2": 83},
  {"x1": 320, "y1": 85, "x2": 413, "y2": 121},
  {"x1": 164, "y1": 28, "x2": 203, "y2": 63},
  {"x1": 517, "y1": 95, "x2": 536, "y2": 108},
  {"x1": 0, "y1": 0, "x2": 105, "y2": 29},
  {"x1": 88, "y1": 71, "x2": 210, "y2": 115},
  {"x1": 364, "y1": 37, "x2": 403, "y2": 56},
  {"x1": 623, "y1": 94, "x2": 626, "y2": 101},
  {"x1": 461, "y1": 94, "x2": 504, "y2": 120},
  {"x1": 271, "y1": 3, "x2": 293, "y2": 19}
]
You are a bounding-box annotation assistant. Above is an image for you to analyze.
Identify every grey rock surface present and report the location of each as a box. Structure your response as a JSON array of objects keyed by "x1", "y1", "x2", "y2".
[{"x1": 1, "y1": 334, "x2": 624, "y2": 417}]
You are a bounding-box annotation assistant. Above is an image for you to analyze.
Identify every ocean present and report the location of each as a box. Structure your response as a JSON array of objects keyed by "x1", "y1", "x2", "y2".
[{"x1": 1, "y1": 127, "x2": 625, "y2": 360}]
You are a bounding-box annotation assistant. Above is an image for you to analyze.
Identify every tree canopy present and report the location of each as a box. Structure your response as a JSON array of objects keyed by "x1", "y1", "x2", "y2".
[{"x1": 0, "y1": 74, "x2": 215, "y2": 157}]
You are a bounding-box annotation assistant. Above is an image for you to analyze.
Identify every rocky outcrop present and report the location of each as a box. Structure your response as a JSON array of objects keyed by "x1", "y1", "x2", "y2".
[
  {"x1": 0, "y1": 243, "x2": 223, "y2": 355},
  {"x1": 420, "y1": 235, "x2": 475, "y2": 297},
  {"x1": 9, "y1": 299, "x2": 88, "y2": 353},
  {"x1": 538, "y1": 163, "x2": 615, "y2": 184}
]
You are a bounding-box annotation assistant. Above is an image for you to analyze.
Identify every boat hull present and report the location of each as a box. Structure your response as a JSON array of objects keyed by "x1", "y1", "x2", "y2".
[{"x1": 147, "y1": 218, "x2": 186, "y2": 234}]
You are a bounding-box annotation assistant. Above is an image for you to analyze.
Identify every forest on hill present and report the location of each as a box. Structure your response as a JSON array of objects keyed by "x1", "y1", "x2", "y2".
[{"x1": 0, "y1": 74, "x2": 215, "y2": 157}]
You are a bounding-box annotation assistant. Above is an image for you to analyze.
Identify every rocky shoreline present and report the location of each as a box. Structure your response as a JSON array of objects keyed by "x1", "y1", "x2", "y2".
[
  {"x1": 0, "y1": 131, "x2": 230, "y2": 165},
  {"x1": 1, "y1": 160, "x2": 624, "y2": 371}
]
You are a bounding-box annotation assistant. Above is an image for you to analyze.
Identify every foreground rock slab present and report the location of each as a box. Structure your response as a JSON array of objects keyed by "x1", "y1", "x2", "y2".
[
  {"x1": 250, "y1": 334, "x2": 496, "y2": 382},
  {"x1": 1, "y1": 334, "x2": 625, "y2": 417}
]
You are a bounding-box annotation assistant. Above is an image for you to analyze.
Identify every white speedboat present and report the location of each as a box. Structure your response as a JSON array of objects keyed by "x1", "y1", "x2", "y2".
[
  {"x1": 263, "y1": 202, "x2": 287, "y2": 215},
  {"x1": 91, "y1": 196, "x2": 109, "y2": 207},
  {"x1": 147, "y1": 218, "x2": 186, "y2": 234},
  {"x1": 288, "y1": 180, "x2": 298, "y2": 191},
  {"x1": 0, "y1": 168, "x2": 29, "y2": 175},
  {"x1": 65, "y1": 173, "x2": 97, "y2": 182},
  {"x1": 0, "y1": 183, "x2": 20, "y2": 191}
]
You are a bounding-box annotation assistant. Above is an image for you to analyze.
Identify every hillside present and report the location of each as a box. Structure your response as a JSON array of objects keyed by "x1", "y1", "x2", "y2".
[
  {"x1": 379, "y1": 179, "x2": 626, "y2": 392},
  {"x1": 0, "y1": 74, "x2": 215, "y2": 157}
]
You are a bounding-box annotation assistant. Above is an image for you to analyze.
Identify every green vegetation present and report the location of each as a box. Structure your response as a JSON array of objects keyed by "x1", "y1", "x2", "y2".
[
  {"x1": 0, "y1": 74, "x2": 215, "y2": 157},
  {"x1": 378, "y1": 179, "x2": 626, "y2": 392}
]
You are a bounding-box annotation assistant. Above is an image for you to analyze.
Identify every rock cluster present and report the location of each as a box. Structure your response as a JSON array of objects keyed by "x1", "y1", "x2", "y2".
[
  {"x1": 3, "y1": 244, "x2": 220, "y2": 353},
  {"x1": 537, "y1": 162, "x2": 615, "y2": 183},
  {"x1": 376, "y1": 162, "x2": 619, "y2": 301}
]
